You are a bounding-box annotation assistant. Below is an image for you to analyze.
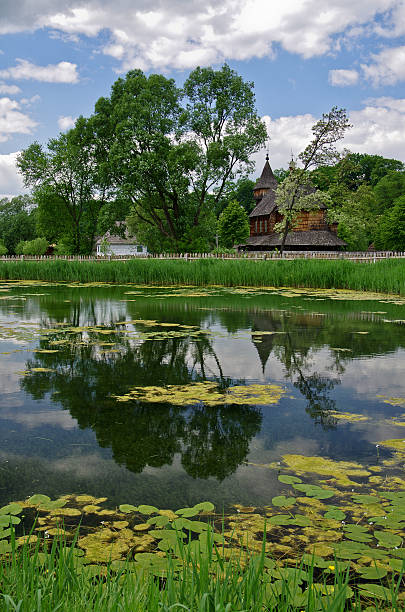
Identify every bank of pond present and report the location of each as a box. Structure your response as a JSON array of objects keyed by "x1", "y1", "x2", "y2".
[{"x1": 0, "y1": 258, "x2": 404, "y2": 295}]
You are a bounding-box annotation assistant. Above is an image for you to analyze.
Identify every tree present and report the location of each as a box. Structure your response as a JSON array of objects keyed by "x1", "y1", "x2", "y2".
[
  {"x1": 0, "y1": 239, "x2": 7, "y2": 255},
  {"x1": 274, "y1": 107, "x2": 351, "y2": 252},
  {"x1": 22, "y1": 237, "x2": 48, "y2": 255},
  {"x1": 94, "y1": 65, "x2": 267, "y2": 252},
  {"x1": 214, "y1": 177, "x2": 256, "y2": 216},
  {"x1": 336, "y1": 153, "x2": 404, "y2": 190},
  {"x1": 17, "y1": 117, "x2": 110, "y2": 254},
  {"x1": 218, "y1": 200, "x2": 249, "y2": 248},
  {"x1": 374, "y1": 195, "x2": 405, "y2": 250},
  {"x1": 0, "y1": 195, "x2": 37, "y2": 254},
  {"x1": 373, "y1": 170, "x2": 405, "y2": 214},
  {"x1": 328, "y1": 185, "x2": 378, "y2": 250}
]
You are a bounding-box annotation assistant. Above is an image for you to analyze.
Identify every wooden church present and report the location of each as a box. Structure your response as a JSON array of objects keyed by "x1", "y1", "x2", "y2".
[{"x1": 240, "y1": 156, "x2": 346, "y2": 251}]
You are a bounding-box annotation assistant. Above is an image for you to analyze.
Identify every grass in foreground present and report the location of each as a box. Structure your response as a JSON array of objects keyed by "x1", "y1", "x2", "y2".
[
  {"x1": 0, "y1": 529, "x2": 403, "y2": 612},
  {"x1": 0, "y1": 258, "x2": 404, "y2": 294}
]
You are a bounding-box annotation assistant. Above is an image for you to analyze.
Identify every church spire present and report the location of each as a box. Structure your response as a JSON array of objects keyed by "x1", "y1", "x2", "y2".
[{"x1": 253, "y1": 156, "x2": 277, "y2": 192}]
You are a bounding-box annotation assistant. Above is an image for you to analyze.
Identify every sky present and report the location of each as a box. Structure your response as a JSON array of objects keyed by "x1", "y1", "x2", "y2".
[{"x1": 0, "y1": 0, "x2": 405, "y2": 197}]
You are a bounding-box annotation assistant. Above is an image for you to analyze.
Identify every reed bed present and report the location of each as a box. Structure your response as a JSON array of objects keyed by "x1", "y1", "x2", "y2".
[
  {"x1": 2, "y1": 532, "x2": 401, "y2": 611},
  {"x1": 0, "y1": 259, "x2": 404, "y2": 294}
]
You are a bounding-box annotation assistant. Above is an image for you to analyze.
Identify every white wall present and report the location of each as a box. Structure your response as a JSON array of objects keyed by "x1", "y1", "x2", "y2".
[{"x1": 96, "y1": 243, "x2": 147, "y2": 256}]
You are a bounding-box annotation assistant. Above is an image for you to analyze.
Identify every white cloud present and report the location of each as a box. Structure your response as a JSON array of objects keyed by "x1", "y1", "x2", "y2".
[
  {"x1": 0, "y1": 59, "x2": 79, "y2": 83},
  {"x1": 258, "y1": 97, "x2": 405, "y2": 172},
  {"x1": 20, "y1": 94, "x2": 41, "y2": 105},
  {"x1": 0, "y1": 1, "x2": 400, "y2": 70},
  {"x1": 0, "y1": 97, "x2": 37, "y2": 143},
  {"x1": 0, "y1": 82, "x2": 21, "y2": 95},
  {"x1": 58, "y1": 115, "x2": 76, "y2": 130},
  {"x1": 329, "y1": 68, "x2": 359, "y2": 86},
  {"x1": 362, "y1": 45, "x2": 405, "y2": 86},
  {"x1": 0, "y1": 152, "x2": 26, "y2": 198}
]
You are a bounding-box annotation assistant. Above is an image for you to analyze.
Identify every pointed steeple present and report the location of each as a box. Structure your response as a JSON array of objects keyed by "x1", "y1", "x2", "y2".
[{"x1": 253, "y1": 156, "x2": 278, "y2": 191}]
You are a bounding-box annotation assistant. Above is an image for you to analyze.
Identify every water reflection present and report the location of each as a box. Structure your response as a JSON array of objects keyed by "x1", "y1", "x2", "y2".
[{"x1": 0, "y1": 283, "x2": 404, "y2": 506}]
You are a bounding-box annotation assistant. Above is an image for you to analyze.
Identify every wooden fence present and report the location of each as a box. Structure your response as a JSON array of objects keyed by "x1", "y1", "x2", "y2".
[{"x1": 1, "y1": 251, "x2": 405, "y2": 263}]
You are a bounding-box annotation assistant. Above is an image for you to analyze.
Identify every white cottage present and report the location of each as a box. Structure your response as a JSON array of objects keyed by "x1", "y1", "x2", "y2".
[{"x1": 95, "y1": 232, "x2": 148, "y2": 256}]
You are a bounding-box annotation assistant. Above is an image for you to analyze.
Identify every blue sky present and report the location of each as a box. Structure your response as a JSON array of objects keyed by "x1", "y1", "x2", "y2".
[{"x1": 0, "y1": 0, "x2": 405, "y2": 196}]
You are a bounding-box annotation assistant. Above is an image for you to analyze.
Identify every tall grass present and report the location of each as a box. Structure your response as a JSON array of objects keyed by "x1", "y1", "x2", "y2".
[
  {"x1": 2, "y1": 531, "x2": 400, "y2": 611},
  {"x1": 0, "y1": 259, "x2": 404, "y2": 294}
]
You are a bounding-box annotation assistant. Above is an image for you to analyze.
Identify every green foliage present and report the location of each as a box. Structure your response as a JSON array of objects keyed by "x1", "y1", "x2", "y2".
[
  {"x1": 0, "y1": 258, "x2": 404, "y2": 294},
  {"x1": 0, "y1": 239, "x2": 7, "y2": 255},
  {"x1": 0, "y1": 195, "x2": 37, "y2": 254},
  {"x1": 21, "y1": 238, "x2": 48, "y2": 255},
  {"x1": 336, "y1": 153, "x2": 404, "y2": 190},
  {"x1": 374, "y1": 195, "x2": 405, "y2": 250},
  {"x1": 87, "y1": 64, "x2": 266, "y2": 252},
  {"x1": 17, "y1": 117, "x2": 110, "y2": 254},
  {"x1": 329, "y1": 185, "x2": 378, "y2": 250},
  {"x1": 215, "y1": 177, "x2": 256, "y2": 216},
  {"x1": 15, "y1": 241, "x2": 26, "y2": 255},
  {"x1": 54, "y1": 241, "x2": 74, "y2": 255},
  {"x1": 218, "y1": 200, "x2": 249, "y2": 247},
  {"x1": 374, "y1": 170, "x2": 405, "y2": 214}
]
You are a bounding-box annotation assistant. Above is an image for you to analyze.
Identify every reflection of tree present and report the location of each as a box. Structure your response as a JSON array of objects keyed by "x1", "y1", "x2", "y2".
[
  {"x1": 251, "y1": 313, "x2": 341, "y2": 429},
  {"x1": 21, "y1": 323, "x2": 261, "y2": 480}
]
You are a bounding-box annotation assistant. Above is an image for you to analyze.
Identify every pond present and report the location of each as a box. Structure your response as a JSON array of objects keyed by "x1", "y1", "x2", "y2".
[{"x1": 1, "y1": 280, "x2": 405, "y2": 512}]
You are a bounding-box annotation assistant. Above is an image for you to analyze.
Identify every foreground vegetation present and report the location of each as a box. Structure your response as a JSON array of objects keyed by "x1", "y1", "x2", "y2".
[
  {"x1": 3, "y1": 532, "x2": 402, "y2": 612},
  {"x1": 0, "y1": 258, "x2": 404, "y2": 295}
]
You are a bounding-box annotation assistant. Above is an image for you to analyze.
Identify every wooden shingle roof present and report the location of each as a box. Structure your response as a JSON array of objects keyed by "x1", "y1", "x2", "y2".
[
  {"x1": 253, "y1": 155, "x2": 278, "y2": 191},
  {"x1": 245, "y1": 231, "x2": 347, "y2": 248}
]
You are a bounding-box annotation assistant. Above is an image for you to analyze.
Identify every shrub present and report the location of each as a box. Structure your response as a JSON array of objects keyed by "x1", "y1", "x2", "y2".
[
  {"x1": 0, "y1": 239, "x2": 8, "y2": 255},
  {"x1": 22, "y1": 237, "x2": 49, "y2": 255},
  {"x1": 15, "y1": 240, "x2": 26, "y2": 255}
]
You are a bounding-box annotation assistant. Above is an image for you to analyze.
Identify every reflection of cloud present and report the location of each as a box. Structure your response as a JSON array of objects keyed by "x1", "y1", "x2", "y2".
[
  {"x1": 52, "y1": 453, "x2": 106, "y2": 477},
  {"x1": 0, "y1": 409, "x2": 78, "y2": 430},
  {"x1": 341, "y1": 351, "x2": 405, "y2": 398}
]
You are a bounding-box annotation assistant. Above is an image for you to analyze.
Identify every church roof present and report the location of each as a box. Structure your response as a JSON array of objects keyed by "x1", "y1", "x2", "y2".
[
  {"x1": 253, "y1": 155, "x2": 278, "y2": 191},
  {"x1": 244, "y1": 230, "x2": 347, "y2": 248},
  {"x1": 249, "y1": 190, "x2": 277, "y2": 218}
]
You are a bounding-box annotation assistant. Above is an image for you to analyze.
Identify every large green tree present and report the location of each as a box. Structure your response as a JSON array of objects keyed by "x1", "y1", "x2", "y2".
[
  {"x1": 0, "y1": 195, "x2": 37, "y2": 254},
  {"x1": 374, "y1": 195, "x2": 405, "y2": 250},
  {"x1": 17, "y1": 117, "x2": 110, "y2": 254},
  {"x1": 93, "y1": 64, "x2": 266, "y2": 252},
  {"x1": 328, "y1": 185, "x2": 378, "y2": 250}
]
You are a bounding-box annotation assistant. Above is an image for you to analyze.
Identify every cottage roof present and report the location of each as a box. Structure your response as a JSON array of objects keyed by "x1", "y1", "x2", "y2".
[
  {"x1": 253, "y1": 155, "x2": 278, "y2": 191},
  {"x1": 96, "y1": 232, "x2": 135, "y2": 245},
  {"x1": 244, "y1": 230, "x2": 347, "y2": 248}
]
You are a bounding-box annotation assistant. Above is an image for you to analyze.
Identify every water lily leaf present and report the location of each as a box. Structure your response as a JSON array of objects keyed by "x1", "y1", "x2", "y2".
[
  {"x1": 0, "y1": 529, "x2": 11, "y2": 539},
  {"x1": 352, "y1": 494, "x2": 380, "y2": 505},
  {"x1": 0, "y1": 515, "x2": 20, "y2": 527},
  {"x1": 147, "y1": 515, "x2": 170, "y2": 528},
  {"x1": 358, "y1": 584, "x2": 392, "y2": 601},
  {"x1": 119, "y1": 504, "x2": 138, "y2": 514},
  {"x1": 278, "y1": 475, "x2": 302, "y2": 485},
  {"x1": 374, "y1": 531, "x2": 403, "y2": 548},
  {"x1": 324, "y1": 509, "x2": 346, "y2": 521},
  {"x1": 175, "y1": 507, "x2": 199, "y2": 518},
  {"x1": 293, "y1": 484, "x2": 334, "y2": 499},
  {"x1": 389, "y1": 558, "x2": 405, "y2": 572},
  {"x1": 272, "y1": 495, "x2": 296, "y2": 507},
  {"x1": 27, "y1": 494, "x2": 51, "y2": 505},
  {"x1": 193, "y1": 502, "x2": 214, "y2": 512},
  {"x1": 138, "y1": 505, "x2": 158, "y2": 515},
  {"x1": 268, "y1": 514, "x2": 294, "y2": 526},
  {"x1": 0, "y1": 503, "x2": 23, "y2": 516},
  {"x1": 359, "y1": 566, "x2": 387, "y2": 580},
  {"x1": 0, "y1": 540, "x2": 11, "y2": 554}
]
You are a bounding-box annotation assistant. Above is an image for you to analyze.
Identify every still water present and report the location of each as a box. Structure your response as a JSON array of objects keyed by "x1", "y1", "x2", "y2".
[{"x1": 0, "y1": 281, "x2": 405, "y2": 510}]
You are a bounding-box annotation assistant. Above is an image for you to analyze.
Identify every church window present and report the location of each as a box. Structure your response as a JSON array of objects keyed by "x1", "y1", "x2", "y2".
[
  {"x1": 255, "y1": 220, "x2": 258, "y2": 233},
  {"x1": 259, "y1": 220, "x2": 262, "y2": 233}
]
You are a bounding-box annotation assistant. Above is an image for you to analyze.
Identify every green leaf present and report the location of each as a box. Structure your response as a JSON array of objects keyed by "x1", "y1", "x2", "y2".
[
  {"x1": 359, "y1": 567, "x2": 387, "y2": 580},
  {"x1": 147, "y1": 515, "x2": 169, "y2": 528},
  {"x1": 278, "y1": 475, "x2": 302, "y2": 485},
  {"x1": 324, "y1": 508, "x2": 346, "y2": 521},
  {"x1": 119, "y1": 504, "x2": 138, "y2": 514},
  {"x1": 352, "y1": 494, "x2": 380, "y2": 505},
  {"x1": 137, "y1": 505, "x2": 158, "y2": 515},
  {"x1": 193, "y1": 502, "x2": 214, "y2": 512},
  {"x1": 374, "y1": 530, "x2": 403, "y2": 548},
  {"x1": 27, "y1": 494, "x2": 51, "y2": 505},
  {"x1": 358, "y1": 584, "x2": 392, "y2": 601},
  {"x1": 0, "y1": 503, "x2": 23, "y2": 516},
  {"x1": 0, "y1": 540, "x2": 11, "y2": 554},
  {"x1": 272, "y1": 495, "x2": 296, "y2": 507}
]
